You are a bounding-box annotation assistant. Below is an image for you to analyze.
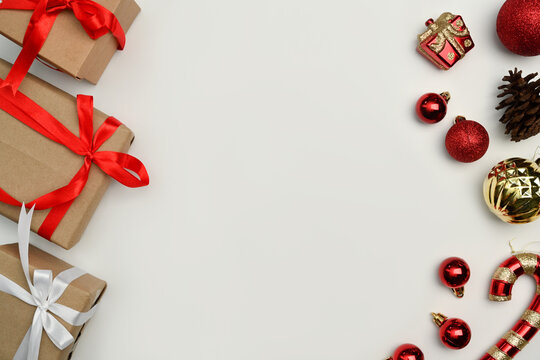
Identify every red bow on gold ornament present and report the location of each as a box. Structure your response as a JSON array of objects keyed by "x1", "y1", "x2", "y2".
[{"x1": 0, "y1": 0, "x2": 125, "y2": 92}]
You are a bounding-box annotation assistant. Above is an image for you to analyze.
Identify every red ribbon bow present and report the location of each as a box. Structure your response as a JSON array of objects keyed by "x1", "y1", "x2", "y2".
[
  {"x1": 0, "y1": 0, "x2": 126, "y2": 93},
  {"x1": 0, "y1": 84, "x2": 148, "y2": 240}
]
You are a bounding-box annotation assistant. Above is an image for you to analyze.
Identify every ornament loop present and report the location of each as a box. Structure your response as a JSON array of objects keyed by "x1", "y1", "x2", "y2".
[
  {"x1": 440, "y1": 91, "x2": 451, "y2": 102},
  {"x1": 509, "y1": 238, "x2": 540, "y2": 255},
  {"x1": 432, "y1": 312, "x2": 448, "y2": 327},
  {"x1": 455, "y1": 115, "x2": 466, "y2": 123},
  {"x1": 452, "y1": 287, "x2": 465, "y2": 298}
]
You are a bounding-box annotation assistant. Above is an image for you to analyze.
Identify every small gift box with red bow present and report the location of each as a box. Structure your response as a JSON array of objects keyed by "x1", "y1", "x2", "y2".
[
  {"x1": 0, "y1": 207, "x2": 106, "y2": 360},
  {"x1": 417, "y1": 12, "x2": 475, "y2": 70},
  {"x1": 0, "y1": 58, "x2": 149, "y2": 249},
  {"x1": 0, "y1": 0, "x2": 140, "y2": 85}
]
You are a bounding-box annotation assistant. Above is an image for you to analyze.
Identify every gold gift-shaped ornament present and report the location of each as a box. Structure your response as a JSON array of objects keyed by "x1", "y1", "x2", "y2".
[{"x1": 417, "y1": 12, "x2": 474, "y2": 70}]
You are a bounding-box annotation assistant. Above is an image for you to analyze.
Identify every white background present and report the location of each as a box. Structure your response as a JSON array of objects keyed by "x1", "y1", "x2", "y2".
[{"x1": 2, "y1": 0, "x2": 540, "y2": 359}]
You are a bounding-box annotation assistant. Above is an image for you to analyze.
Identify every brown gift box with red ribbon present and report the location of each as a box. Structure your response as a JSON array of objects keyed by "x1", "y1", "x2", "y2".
[
  {"x1": 0, "y1": 57, "x2": 147, "y2": 249},
  {"x1": 0, "y1": 243, "x2": 106, "y2": 360},
  {"x1": 0, "y1": 0, "x2": 140, "y2": 84}
]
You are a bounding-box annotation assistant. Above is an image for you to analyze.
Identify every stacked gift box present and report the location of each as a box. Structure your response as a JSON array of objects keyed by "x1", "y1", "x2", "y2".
[{"x1": 0, "y1": 0, "x2": 148, "y2": 358}]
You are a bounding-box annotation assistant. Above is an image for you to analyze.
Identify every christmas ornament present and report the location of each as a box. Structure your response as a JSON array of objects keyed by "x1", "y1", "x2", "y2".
[
  {"x1": 386, "y1": 344, "x2": 424, "y2": 360},
  {"x1": 445, "y1": 116, "x2": 489, "y2": 163},
  {"x1": 432, "y1": 313, "x2": 471, "y2": 350},
  {"x1": 483, "y1": 157, "x2": 540, "y2": 224},
  {"x1": 497, "y1": 0, "x2": 540, "y2": 56},
  {"x1": 496, "y1": 68, "x2": 540, "y2": 142},
  {"x1": 416, "y1": 92, "x2": 450, "y2": 124},
  {"x1": 417, "y1": 12, "x2": 474, "y2": 70},
  {"x1": 439, "y1": 257, "x2": 470, "y2": 298},
  {"x1": 480, "y1": 253, "x2": 540, "y2": 359}
]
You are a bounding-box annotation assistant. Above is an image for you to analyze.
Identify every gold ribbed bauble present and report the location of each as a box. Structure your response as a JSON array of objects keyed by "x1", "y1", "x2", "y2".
[{"x1": 484, "y1": 157, "x2": 540, "y2": 224}]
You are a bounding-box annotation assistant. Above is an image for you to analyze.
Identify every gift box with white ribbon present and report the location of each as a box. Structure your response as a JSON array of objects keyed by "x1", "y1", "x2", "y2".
[{"x1": 0, "y1": 207, "x2": 106, "y2": 360}]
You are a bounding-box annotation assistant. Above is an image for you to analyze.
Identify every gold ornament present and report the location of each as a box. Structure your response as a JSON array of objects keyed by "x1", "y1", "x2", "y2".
[
  {"x1": 483, "y1": 157, "x2": 540, "y2": 224},
  {"x1": 417, "y1": 12, "x2": 474, "y2": 70}
]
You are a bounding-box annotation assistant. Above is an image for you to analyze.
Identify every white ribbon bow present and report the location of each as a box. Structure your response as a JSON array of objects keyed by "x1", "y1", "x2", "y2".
[{"x1": 0, "y1": 206, "x2": 98, "y2": 360}]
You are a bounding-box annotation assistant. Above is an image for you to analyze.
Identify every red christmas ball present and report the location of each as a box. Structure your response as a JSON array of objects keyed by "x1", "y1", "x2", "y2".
[
  {"x1": 445, "y1": 116, "x2": 489, "y2": 163},
  {"x1": 497, "y1": 0, "x2": 540, "y2": 56},
  {"x1": 439, "y1": 257, "x2": 470, "y2": 298},
  {"x1": 390, "y1": 344, "x2": 424, "y2": 360},
  {"x1": 416, "y1": 92, "x2": 449, "y2": 124},
  {"x1": 438, "y1": 318, "x2": 471, "y2": 350}
]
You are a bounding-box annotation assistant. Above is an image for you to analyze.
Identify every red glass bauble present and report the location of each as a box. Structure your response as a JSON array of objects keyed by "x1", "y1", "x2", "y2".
[
  {"x1": 390, "y1": 344, "x2": 424, "y2": 360},
  {"x1": 445, "y1": 116, "x2": 489, "y2": 163},
  {"x1": 439, "y1": 257, "x2": 470, "y2": 298},
  {"x1": 497, "y1": 0, "x2": 540, "y2": 56},
  {"x1": 439, "y1": 318, "x2": 471, "y2": 350},
  {"x1": 416, "y1": 92, "x2": 449, "y2": 124}
]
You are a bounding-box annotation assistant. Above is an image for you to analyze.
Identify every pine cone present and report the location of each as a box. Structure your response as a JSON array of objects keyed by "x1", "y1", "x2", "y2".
[{"x1": 496, "y1": 68, "x2": 540, "y2": 142}]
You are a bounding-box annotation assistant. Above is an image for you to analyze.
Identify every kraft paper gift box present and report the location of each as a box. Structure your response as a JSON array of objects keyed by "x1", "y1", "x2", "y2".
[
  {"x1": 0, "y1": 57, "x2": 148, "y2": 249},
  {"x1": 0, "y1": 241, "x2": 106, "y2": 359},
  {"x1": 0, "y1": 0, "x2": 140, "y2": 84}
]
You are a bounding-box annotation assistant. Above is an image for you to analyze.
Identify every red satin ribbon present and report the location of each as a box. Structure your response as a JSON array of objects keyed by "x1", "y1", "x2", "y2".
[
  {"x1": 0, "y1": 82, "x2": 148, "y2": 240},
  {"x1": 0, "y1": 0, "x2": 126, "y2": 93}
]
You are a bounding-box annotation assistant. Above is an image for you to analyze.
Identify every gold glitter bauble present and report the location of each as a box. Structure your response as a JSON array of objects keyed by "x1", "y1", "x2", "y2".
[{"x1": 483, "y1": 157, "x2": 540, "y2": 224}]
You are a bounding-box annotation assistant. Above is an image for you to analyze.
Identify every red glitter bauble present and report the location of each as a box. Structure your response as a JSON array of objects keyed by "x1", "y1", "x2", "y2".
[
  {"x1": 390, "y1": 344, "x2": 424, "y2": 360},
  {"x1": 439, "y1": 257, "x2": 470, "y2": 298},
  {"x1": 416, "y1": 92, "x2": 449, "y2": 124},
  {"x1": 497, "y1": 0, "x2": 540, "y2": 56},
  {"x1": 439, "y1": 318, "x2": 471, "y2": 350},
  {"x1": 445, "y1": 117, "x2": 489, "y2": 163}
]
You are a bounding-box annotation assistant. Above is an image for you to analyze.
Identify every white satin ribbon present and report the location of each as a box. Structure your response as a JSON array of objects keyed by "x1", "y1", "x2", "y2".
[{"x1": 0, "y1": 205, "x2": 98, "y2": 360}]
